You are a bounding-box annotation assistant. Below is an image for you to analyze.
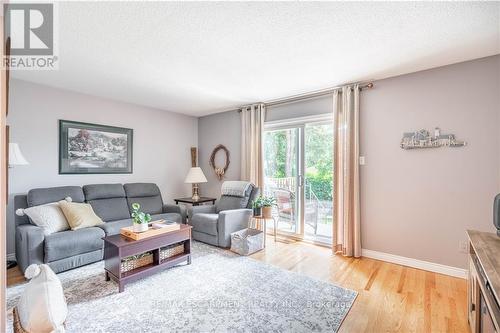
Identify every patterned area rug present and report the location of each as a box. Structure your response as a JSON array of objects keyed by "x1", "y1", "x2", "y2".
[{"x1": 6, "y1": 242, "x2": 357, "y2": 332}]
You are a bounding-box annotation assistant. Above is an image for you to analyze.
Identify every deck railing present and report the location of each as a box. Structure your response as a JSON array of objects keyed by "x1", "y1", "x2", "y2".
[{"x1": 264, "y1": 176, "x2": 330, "y2": 231}]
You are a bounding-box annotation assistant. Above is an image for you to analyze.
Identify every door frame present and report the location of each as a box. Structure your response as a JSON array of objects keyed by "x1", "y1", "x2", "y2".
[{"x1": 264, "y1": 113, "x2": 333, "y2": 242}]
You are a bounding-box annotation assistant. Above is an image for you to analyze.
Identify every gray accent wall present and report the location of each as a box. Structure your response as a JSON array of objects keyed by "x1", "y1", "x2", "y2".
[
  {"x1": 197, "y1": 55, "x2": 500, "y2": 269},
  {"x1": 198, "y1": 110, "x2": 241, "y2": 198},
  {"x1": 6, "y1": 79, "x2": 198, "y2": 255}
]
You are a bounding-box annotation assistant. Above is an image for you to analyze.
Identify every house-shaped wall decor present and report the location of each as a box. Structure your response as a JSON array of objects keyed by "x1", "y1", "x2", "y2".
[{"x1": 400, "y1": 127, "x2": 467, "y2": 150}]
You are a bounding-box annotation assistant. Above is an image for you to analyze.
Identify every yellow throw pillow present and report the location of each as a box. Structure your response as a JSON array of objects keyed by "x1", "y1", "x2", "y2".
[{"x1": 58, "y1": 200, "x2": 104, "y2": 230}]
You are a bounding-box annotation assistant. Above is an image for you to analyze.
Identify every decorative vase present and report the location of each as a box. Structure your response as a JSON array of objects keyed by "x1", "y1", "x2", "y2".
[
  {"x1": 262, "y1": 206, "x2": 272, "y2": 219},
  {"x1": 253, "y1": 207, "x2": 262, "y2": 217},
  {"x1": 133, "y1": 223, "x2": 148, "y2": 233}
]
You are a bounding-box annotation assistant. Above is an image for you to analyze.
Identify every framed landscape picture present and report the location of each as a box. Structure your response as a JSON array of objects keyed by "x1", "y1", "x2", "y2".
[{"x1": 59, "y1": 120, "x2": 133, "y2": 174}]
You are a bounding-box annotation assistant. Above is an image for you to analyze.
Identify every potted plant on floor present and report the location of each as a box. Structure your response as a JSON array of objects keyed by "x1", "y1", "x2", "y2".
[
  {"x1": 261, "y1": 196, "x2": 277, "y2": 219},
  {"x1": 131, "y1": 203, "x2": 151, "y2": 232},
  {"x1": 252, "y1": 196, "x2": 264, "y2": 217}
]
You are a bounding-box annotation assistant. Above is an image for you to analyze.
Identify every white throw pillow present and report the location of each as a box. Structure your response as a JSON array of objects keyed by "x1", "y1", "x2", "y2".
[
  {"x1": 17, "y1": 200, "x2": 71, "y2": 235},
  {"x1": 17, "y1": 264, "x2": 68, "y2": 333}
]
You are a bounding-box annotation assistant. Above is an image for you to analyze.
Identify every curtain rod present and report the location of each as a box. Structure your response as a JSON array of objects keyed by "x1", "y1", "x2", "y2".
[{"x1": 236, "y1": 82, "x2": 373, "y2": 112}]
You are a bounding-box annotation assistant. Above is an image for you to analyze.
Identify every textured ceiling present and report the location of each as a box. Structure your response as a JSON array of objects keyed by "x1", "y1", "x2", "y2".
[{"x1": 12, "y1": 1, "x2": 500, "y2": 116}]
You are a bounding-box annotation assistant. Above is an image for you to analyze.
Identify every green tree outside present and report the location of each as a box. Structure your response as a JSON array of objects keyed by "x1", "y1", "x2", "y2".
[{"x1": 264, "y1": 123, "x2": 333, "y2": 201}]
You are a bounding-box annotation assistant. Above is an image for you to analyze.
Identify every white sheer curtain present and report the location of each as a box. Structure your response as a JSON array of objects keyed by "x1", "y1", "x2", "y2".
[
  {"x1": 240, "y1": 104, "x2": 266, "y2": 188},
  {"x1": 332, "y1": 85, "x2": 361, "y2": 257}
]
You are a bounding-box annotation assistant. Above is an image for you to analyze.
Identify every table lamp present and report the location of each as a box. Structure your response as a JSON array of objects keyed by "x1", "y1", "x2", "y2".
[
  {"x1": 184, "y1": 167, "x2": 207, "y2": 201},
  {"x1": 9, "y1": 143, "x2": 29, "y2": 167}
]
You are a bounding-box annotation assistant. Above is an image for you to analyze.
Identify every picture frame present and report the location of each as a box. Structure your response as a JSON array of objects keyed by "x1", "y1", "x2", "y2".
[{"x1": 59, "y1": 120, "x2": 133, "y2": 174}]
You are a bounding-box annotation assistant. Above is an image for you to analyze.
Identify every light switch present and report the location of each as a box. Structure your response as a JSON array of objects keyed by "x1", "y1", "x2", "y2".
[{"x1": 359, "y1": 156, "x2": 366, "y2": 165}]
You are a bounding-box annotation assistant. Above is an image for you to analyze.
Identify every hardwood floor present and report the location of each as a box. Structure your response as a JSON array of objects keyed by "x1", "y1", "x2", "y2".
[
  {"x1": 6, "y1": 238, "x2": 468, "y2": 332},
  {"x1": 250, "y1": 239, "x2": 468, "y2": 333}
]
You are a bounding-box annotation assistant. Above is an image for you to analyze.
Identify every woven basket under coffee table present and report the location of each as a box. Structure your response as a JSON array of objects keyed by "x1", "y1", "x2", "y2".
[{"x1": 102, "y1": 224, "x2": 192, "y2": 293}]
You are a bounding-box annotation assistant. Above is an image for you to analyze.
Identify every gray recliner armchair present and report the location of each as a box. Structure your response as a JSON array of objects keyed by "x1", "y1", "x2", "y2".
[{"x1": 189, "y1": 181, "x2": 259, "y2": 248}]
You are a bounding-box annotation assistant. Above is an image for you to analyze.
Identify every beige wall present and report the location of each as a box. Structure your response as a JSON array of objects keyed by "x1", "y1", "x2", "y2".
[
  {"x1": 197, "y1": 55, "x2": 500, "y2": 269},
  {"x1": 361, "y1": 55, "x2": 500, "y2": 268},
  {"x1": 6, "y1": 80, "x2": 198, "y2": 255}
]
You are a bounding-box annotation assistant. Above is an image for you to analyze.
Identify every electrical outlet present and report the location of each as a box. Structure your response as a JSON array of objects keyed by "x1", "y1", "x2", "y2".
[
  {"x1": 359, "y1": 156, "x2": 366, "y2": 165},
  {"x1": 459, "y1": 240, "x2": 468, "y2": 254}
]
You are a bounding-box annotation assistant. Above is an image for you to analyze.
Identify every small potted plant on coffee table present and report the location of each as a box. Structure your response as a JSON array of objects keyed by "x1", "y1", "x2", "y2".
[{"x1": 131, "y1": 203, "x2": 152, "y2": 233}]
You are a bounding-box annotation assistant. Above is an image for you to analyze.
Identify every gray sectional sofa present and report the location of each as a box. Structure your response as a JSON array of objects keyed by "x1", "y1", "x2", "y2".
[{"x1": 14, "y1": 183, "x2": 186, "y2": 273}]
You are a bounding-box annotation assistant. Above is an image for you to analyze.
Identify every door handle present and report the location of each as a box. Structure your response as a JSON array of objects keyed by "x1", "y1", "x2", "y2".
[{"x1": 298, "y1": 175, "x2": 304, "y2": 187}]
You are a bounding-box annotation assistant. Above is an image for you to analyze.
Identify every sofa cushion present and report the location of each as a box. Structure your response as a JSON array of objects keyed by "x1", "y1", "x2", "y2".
[
  {"x1": 124, "y1": 183, "x2": 161, "y2": 197},
  {"x1": 44, "y1": 227, "x2": 104, "y2": 262},
  {"x1": 58, "y1": 201, "x2": 104, "y2": 230},
  {"x1": 98, "y1": 218, "x2": 133, "y2": 236},
  {"x1": 87, "y1": 198, "x2": 131, "y2": 222},
  {"x1": 83, "y1": 184, "x2": 130, "y2": 222},
  {"x1": 216, "y1": 195, "x2": 250, "y2": 213},
  {"x1": 127, "y1": 196, "x2": 163, "y2": 215},
  {"x1": 216, "y1": 185, "x2": 254, "y2": 213},
  {"x1": 83, "y1": 184, "x2": 126, "y2": 201},
  {"x1": 21, "y1": 202, "x2": 70, "y2": 235},
  {"x1": 150, "y1": 213, "x2": 182, "y2": 224},
  {"x1": 28, "y1": 186, "x2": 85, "y2": 207},
  {"x1": 124, "y1": 183, "x2": 163, "y2": 215},
  {"x1": 189, "y1": 213, "x2": 218, "y2": 236}
]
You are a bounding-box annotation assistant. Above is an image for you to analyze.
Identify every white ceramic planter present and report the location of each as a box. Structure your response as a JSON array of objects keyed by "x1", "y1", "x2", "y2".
[{"x1": 133, "y1": 223, "x2": 149, "y2": 233}]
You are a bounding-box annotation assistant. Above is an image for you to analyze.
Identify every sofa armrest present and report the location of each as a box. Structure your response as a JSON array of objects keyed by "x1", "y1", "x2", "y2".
[
  {"x1": 15, "y1": 224, "x2": 45, "y2": 273},
  {"x1": 217, "y1": 208, "x2": 253, "y2": 248},
  {"x1": 188, "y1": 205, "x2": 216, "y2": 219},
  {"x1": 163, "y1": 204, "x2": 187, "y2": 224}
]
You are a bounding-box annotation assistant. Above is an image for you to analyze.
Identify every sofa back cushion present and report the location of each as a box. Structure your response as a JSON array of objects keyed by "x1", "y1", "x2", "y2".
[
  {"x1": 83, "y1": 184, "x2": 130, "y2": 222},
  {"x1": 28, "y1": 186, "x2": 85, "y2": 207},
  {"x1": 15, "y1": 187, "x2": 84, "y2": 226},
  {"x1": 216, "y1": 184, "x2": 257, "y2": 213},
  {"x1": 124, "y1": 183, "x2": 163, "y2": 215}
]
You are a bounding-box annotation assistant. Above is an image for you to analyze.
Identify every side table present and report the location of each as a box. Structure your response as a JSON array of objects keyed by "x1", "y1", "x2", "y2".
[
  {"x1": 174, "y1": 197, "x2": 216, "y2": 206},
  {"x1": 249, "y1": 215, "x2": 278, "y2": 246}
]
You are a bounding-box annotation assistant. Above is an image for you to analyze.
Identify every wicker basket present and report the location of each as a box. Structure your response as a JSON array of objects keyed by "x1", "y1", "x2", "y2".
[
  {"x1": 230, "y1": 228, "x2": 264, "y2": 256},
  {"x1": 160, "y1": 243, "x2": 184, "y2": 261},
  {"x1": 120, "y1": 252, "x2": 153, "y2": 273}
]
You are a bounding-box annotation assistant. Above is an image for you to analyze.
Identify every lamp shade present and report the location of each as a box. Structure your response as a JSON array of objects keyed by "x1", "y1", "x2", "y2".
[
  {"x1": 184, "y1": 167, "x2": 207, "y2": 184},
  {"x1": 9, "y1": 143, "x2": 29, "y2": 166}
]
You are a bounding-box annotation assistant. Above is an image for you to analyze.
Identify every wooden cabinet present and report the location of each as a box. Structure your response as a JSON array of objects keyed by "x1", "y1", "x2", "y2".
[
  {"x1": 469, "y1": 258, "x2": 481, "y2": 332},
  {"x1": 467, "y1": 230, "x2": 500, "y2": 333}
]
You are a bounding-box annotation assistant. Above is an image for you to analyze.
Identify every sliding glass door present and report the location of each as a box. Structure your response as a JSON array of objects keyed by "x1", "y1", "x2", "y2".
[
  {"x1": 263, "y1": 127, "x2": 300, "y2": 234},
  {"x1": 263, "y1": 116, "x2": 333, "y2": 244},
  {"x1": 304, "y1": 122, "x2": 333, "y2": 242}
]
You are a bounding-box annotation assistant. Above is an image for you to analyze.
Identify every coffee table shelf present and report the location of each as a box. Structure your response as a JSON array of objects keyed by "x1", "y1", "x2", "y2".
[{"x1": 103, "y1": 224, "x2": 192, "y2": 292}]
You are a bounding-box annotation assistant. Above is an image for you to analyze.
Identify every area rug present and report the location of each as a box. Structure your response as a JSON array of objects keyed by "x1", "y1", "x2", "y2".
[{"x1": 6, "y1": 242, "x2": 357, "y2": 332}]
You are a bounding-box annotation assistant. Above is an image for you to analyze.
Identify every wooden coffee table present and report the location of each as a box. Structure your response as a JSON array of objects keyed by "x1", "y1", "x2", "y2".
[{"x1": 102, "y1": 224, "x2": 192, "y2": 292}]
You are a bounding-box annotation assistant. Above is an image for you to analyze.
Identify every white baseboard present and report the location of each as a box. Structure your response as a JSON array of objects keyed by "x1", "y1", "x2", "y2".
[
  {"x1": 361, "y1": 249, "x2": 467, "y2": 279},
  {"x1": 7, "y1": 253, "x2": 16, "y2": 261}
]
